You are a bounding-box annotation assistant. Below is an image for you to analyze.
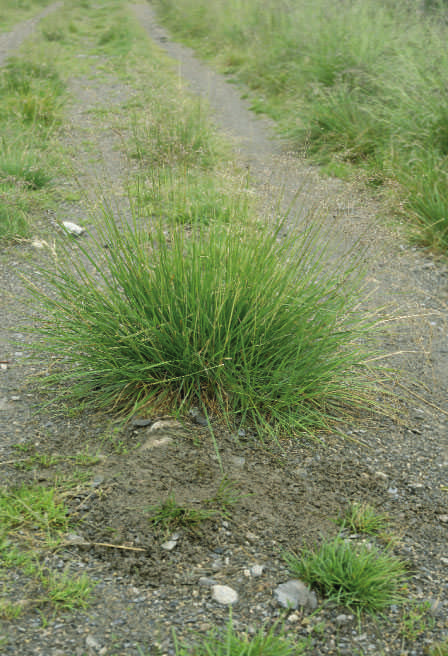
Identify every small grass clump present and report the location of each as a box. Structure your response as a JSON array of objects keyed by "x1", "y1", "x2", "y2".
[
  {"x1": 338, "y1": 501, "x2": 389, "y2": 536},
  {"x1": 284, "y1": 535, "x2": 408, "y2": 614},
  {"x1": 173, "y1": 614, "x2": 309, "y2": 655},
  {"x1": 148, "y1": 478, "x2": 245, "y2": 532},
  {"x1": 135, "y1": 169, "x2": 251, "y2": 226},
  {"x1": 29, "y1": 204, "x2": 376, "y2": 437},
  {"x1": 147, "y1": 494, "x2": 218, "y2": 532}
]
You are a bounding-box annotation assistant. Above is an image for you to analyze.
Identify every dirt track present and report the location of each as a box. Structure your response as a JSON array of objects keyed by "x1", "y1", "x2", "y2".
[{"x1": 0, "y1": 3, "x2": 447, "y2": 655}]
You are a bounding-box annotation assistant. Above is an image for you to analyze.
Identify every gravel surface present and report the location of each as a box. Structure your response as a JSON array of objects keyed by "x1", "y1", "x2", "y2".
[{"x1": 1, "y1": 3, "x2": 447, "y2": 655}]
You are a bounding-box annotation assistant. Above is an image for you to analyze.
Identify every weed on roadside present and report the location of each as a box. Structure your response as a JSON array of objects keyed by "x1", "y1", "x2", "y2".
[
  {"x1": 284, "y1": 535, "x2": 408, "y2": 614},
  {"x1": 0, "y1": 485, "x2": 95, "y2": 618}
]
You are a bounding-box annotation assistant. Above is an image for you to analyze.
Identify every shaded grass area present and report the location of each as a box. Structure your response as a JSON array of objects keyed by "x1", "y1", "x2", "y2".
[{"x1": 153, "y1": 0, "x2": 448, "y2": 252}]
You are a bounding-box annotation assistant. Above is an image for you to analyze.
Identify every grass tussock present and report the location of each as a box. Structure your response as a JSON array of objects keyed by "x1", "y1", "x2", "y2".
[
  {"x1": 153, "y1": 0, "x2": 448, "y2": 252},
  {"x1": 29, "y1": 206, "x2": 377, "y2": 438},
  {"x1": 285, "y1": 536, "x2": 408, "y2": 614}
]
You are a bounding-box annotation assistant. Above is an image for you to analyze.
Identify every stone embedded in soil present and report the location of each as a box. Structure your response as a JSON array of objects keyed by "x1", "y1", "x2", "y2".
[
  {"x1": 274, "y1": 580, "x2": 317, "y2": 610},
  {"x1": 139, "y1": 435, "x2": 173, "y2": 451},
  {"x1": 211, "y1": 584, "x2": 238, "y2": 605},
  {"x1": 132, "y1": 418, "x2": 153, "y2": 427}
]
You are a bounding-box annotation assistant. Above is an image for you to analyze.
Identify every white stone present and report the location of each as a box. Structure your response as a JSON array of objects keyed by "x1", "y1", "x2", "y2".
[
  {"x1": 211, "y1": 584, "x2": 238, "y2": 605},
  {"x1": 62, "y1": 221, "x2": 85, "y2": 236}
]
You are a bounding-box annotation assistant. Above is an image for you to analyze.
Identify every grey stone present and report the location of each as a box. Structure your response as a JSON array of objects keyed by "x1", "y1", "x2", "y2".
[
  {"x1": 198, "y1": 576, "x2": 217, "y2": 587},
  {"x1": 189, "y1": 407, "x2": 208, "y2": 426},
  {"x1": 274, "y1": 579, "x2": 317, "y2": 610}
]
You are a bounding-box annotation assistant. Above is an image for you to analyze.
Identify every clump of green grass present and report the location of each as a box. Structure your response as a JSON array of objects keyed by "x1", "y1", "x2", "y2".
[
  {"x1": 131, "y1": 97, "x2": 221, "y2": 170},
  {"x1": 173, "y1": 614, "x2": 309, "y2": 655},
  {"x1": 0, "y1": 202, "x2": 28, "y2": 241},
  {"x1": 0, "y1": 143, "x2": 51, "y2": 190},
  {"x1": 29, "y1": 203, "x2": 377, "y2": 437},
  {"x1": 284, "y1": 536, "x2": 408, "y2": 614},
  {"x1": 0, "y1": 484, "x2": 95, "y2": 618},
  {"x1": 337, "y1": 501, "x2": 389, "y2": 536}
]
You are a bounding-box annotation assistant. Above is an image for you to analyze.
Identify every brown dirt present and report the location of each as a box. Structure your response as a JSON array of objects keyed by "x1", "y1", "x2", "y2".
[{"x1": 0, "y1": 3, "x2": 447, "y2": 656}]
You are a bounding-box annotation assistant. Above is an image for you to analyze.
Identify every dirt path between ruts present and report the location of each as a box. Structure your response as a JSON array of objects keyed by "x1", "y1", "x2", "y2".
[{"x1": 1, "y1": 3, "x2": 448, "y2": 655}]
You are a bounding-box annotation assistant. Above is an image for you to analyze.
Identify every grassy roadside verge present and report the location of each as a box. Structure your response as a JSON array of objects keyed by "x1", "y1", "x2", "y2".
[
  {"x1": 0, "y1": 0, "x2": 54, "y2": 33},
  {"x1": 152, "y1": 0, "x2": 448, "y2": 253}
]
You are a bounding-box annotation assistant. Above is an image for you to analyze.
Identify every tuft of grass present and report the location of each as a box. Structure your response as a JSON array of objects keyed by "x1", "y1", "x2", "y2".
[
  {"x1": 337, "y1": 501, "x2": 389, "y2": 536},
  {"x1": 0, "y1": 57, "x2": 65, "y2": 125},
  {"x1": 399, "y1": 602, "x2": 435, "y2": 643},
  {"x1": 0, "y1": 201, "x2": 28, "y2": 241},
  {"x1": 284, "y1": 535, "x2": 408, "y2": 614},
  {"x1": 130, "y1": 97, "x2": 221, "y2": 170},
  {"x1": 147, "y1": 477, "x2": 244, "y2": 532},
  {"x1": 41, "y1": 567, "x2": 94, "y2": 611},
  {"x1": 0, "y1": 143, "x2": 51, "y2": 190},
  {"x1": 147, "y1": 494, "x2": 218, "y2": 533},
  {"x1": 172, "y1": 613, "x2": 309, "y2": 655},
  {"x1": 28, "y1": 204, "x2": 377, "y2": 437},
  {"x1": 0, "y1": 485, "x2": 95, "y2": 618}
]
